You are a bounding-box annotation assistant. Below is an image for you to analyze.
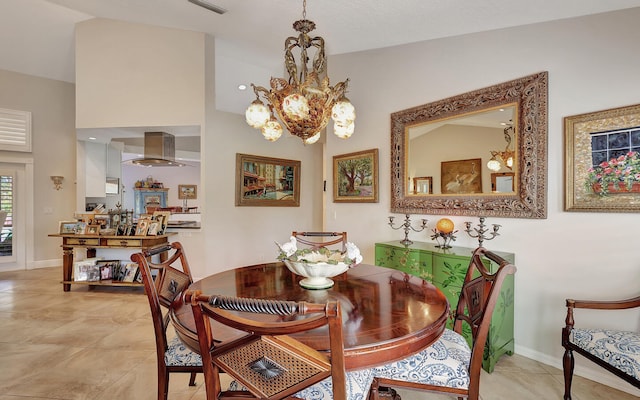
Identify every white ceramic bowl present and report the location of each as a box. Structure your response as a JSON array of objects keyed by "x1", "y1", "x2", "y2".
[{"x1": 283, "y1": 260, "x2": 350, "y2": 289}]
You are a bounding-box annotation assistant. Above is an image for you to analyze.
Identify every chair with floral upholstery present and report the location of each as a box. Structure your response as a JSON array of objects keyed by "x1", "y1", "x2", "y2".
[
  {"x1": 562, "y1": 294, "x2": 640, "y2": 399},
  {"x1": 368, "y1": 247, "x2": 517, "y2": 400},
  {"x1": 131, "y1": 242, "x2": 202, "y2": 400},
  {"x1": 186, "y1": 291, "x2": 373, "y2": 400}
]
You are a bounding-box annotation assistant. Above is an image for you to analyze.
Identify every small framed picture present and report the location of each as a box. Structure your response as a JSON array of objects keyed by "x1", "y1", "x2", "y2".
[
  {"x1": 75, "y1": 221, "x2": 87, "y2": 235},
  {"x1": 122, "y1": 263, "x2": 139, "y2": 282},
  {"x1": 73, "y1": 261, "x2": 90, "y2": 281},
  {"x1": 135, "y1": 218, "x2": 150, "y2": 236},
  {"x1": 152, "y1": 210, "x2": 171, "y2": 234},
  {"x1": 86, "y1": 224, "x2": 100, "y2": 235},
  {"x1": 147, "y1": 222, "x2": 159, "y2": 236},
  {"x1": 178, "y1": 184, "x2": 197, "y2": 199},
  {"x1": 96, "y1": 260, "x2": 118, "y2": 279},
  {"x1": 59, "y1": 220, "x2": 78, "y2": 234},
  {"x1": 86, "y1": 265, "x2": 101, "y2": 282},
  {"x1": 99, "y1": 264, "x2": 112, "y2": 280}
]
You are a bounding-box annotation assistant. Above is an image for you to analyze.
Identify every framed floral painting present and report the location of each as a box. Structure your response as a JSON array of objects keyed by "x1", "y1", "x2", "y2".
[{"x1": 564, "y1": 103, "x2": 640, "y2": 212}]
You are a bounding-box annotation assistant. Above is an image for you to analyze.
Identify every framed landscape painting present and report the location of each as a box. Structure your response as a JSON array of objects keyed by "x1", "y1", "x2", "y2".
[
  {"x1": 235, "y1": 153, "x2": 300, "y2": 207},
  {"x1": 333, "y1": 148, "x2": 379, "y2": 203}
]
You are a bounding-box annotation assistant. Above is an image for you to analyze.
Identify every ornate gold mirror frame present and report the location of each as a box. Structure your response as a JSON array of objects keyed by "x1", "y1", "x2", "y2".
[{"x1": 390, "y1": 71, "x2": 548, "y2": 218}]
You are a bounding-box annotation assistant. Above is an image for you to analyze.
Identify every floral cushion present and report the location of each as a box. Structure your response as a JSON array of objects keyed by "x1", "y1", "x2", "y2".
[
  {"x1": 229, "y1": 368, "x2": 374, "y2": 399},
  {"x1": 570, "y1": 328, "x2": 640, "y2": 381},
  {"x1": 372, "y1": 329, "x2": 471, "y2": 389},
  {"x1": 165, "y1": 336, "x2": 202, "y2": 367}
]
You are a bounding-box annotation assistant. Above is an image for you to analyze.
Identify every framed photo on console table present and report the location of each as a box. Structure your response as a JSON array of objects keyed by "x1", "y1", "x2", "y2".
[
  {"x1": 333, "y1": 148, "x2": 379, "y2": 203},
  {"x1": 565, "y1": 103, "x2": 640, "y2": 212},
  {"x1": 235, "y1": 153, "x2": 300, "y2": 207}
]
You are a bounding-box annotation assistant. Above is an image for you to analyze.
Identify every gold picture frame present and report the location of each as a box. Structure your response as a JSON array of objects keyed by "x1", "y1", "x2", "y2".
[
  {"x1": 565, "y1": 103, "x2": 640, "y2": 212},
  {"x1": 333, "y1": 148, "x2": 379, "y2": 203},
  {"x1": 413, "y1": 176, "x2": 433, "y2": 194},
  {"x1": 235, "y1": 153, "x2": 301, "y2": 207},
  {"x1": 178, "y1": 184, "x2": 197, "y2": 199},
  {"x1": 441, "y1": 158, "x2": 482, "y2": 194},
  {"x1": 86, "y1": 224, "x2": 100, "y2": 235},
  {"x1": 58, "y1": 220, "x2": 77, "y2": 235}
]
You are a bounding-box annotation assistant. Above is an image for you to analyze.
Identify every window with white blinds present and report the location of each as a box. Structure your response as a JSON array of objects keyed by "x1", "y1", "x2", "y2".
[{"x1": 0, "y1": 108, "x2": 32, "y2": 152}]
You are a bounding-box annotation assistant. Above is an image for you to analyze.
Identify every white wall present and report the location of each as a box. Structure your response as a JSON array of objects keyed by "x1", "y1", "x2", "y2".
[
  {"x1": 0, "y1": 69, "x2": 75, "y2": 267},
  {"x1": 75, "y1": 18, "x2": 205, "y2": 129},
  {"x1": 326, "y1": 8, "x2": 640, "y2": 394}
]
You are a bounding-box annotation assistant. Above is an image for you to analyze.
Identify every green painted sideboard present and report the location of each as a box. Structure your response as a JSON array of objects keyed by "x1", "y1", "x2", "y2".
[{"x1": 375, "y1": 240, "x2": 515, "y2": 373}]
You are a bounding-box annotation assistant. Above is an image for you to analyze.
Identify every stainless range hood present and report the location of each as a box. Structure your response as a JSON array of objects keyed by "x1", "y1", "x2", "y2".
[{"x1": 129, "y1": 132, "x2": 186, "y2": 167}]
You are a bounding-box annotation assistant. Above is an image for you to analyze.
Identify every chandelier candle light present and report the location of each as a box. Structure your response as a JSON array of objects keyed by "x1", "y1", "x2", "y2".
[
  {"x1": 464, "y1": 217, "x2": 501, "y2": 247},
  {"x1": 388, "y1": 214, "x2": 428, "y2": 246},
  {"x1": 244, "y1": 0, "x2": 355, "y2": 144},
  {"x1": 487, "y1": 125, "x2": 516, "y2": 172}
]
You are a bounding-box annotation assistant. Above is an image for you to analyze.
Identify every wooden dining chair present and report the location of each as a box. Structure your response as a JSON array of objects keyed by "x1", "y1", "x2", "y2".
[
  {"x1": 186, "y1": 291, "x2": 374, "y2": 400},
  {"x1": 562, "y1": 294, "x2": 640, "y2": 399},
  {"x1": 131, "y1": 242, "x2": 202, "y2": 400},
  {"x1": 368, "y1": 247, "x2": 517, "y2": 400},
  {"x1": 292, "y1": 231, "x2": 347, "y2": 252}
]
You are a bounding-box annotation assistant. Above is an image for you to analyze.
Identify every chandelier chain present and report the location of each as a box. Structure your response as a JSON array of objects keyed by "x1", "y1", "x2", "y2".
[{"x1": 302, "y1": 0, "x2": 306, "y2": 20}]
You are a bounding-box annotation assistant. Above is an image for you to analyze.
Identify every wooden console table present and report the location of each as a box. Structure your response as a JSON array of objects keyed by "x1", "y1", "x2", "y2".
[{"x1": 48, "y1": 233, "x2": 176, "y2": 291}]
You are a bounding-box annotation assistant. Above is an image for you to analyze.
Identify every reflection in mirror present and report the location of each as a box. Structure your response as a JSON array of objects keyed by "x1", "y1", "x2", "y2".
[
  {"x1": 491, "y1": 172, "x2": 515, "y2": 193},
  {"x1": 391, "y1": 72, "x2": 548, "y2": 218},
  {"x1": 412, "y1": 176, "x2": 432, "y2": 194},
  {"x1": 408, "y1": 106, "x2": 516, "y2": 195}
]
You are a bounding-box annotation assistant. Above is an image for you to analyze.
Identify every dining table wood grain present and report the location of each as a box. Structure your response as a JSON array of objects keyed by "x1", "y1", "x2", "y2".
[{"x1": 170, "y1": 262, "x2": 449, "y2": 371}]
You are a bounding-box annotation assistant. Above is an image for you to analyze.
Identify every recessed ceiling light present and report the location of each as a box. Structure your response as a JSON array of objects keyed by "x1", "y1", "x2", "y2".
[
  {"x1": 88, "y1": 136, "x2": 97, "y2": 140},
  {"x1": 238, "y1": 84, "x2": 247, "y2": 91}
]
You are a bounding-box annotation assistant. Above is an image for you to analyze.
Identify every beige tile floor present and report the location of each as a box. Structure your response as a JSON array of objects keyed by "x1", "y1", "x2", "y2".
[{"x1": 0, "y1": 266, "x2": 637, "y2": 400}]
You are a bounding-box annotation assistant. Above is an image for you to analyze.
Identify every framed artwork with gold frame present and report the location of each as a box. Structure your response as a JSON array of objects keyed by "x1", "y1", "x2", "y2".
[
  {"x1": 565, "y1": 103, "x2": 640, "y2": 212},
  {"x1": 178, "y1": 184, "x2": 197, "y2": 199},
  {"x1": 333, "y1": 148, "x2": 379, "y2": 203},
  {"x1": 441, "y1": 158, "x2": 482, "y2": 194},
  {"x1": 235, "y1": 153, "x2": 300, "y2": 207}
]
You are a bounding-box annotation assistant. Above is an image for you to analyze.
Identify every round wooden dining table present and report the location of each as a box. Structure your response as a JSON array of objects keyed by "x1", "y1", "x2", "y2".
[{"x1": 170, "y1": 262, "x2": 449, "y2": 370}]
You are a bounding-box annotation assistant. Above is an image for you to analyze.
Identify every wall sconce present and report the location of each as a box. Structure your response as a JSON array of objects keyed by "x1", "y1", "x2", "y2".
[{"x1": 50, "y1": 176, "x2": 64, "y2": 190}]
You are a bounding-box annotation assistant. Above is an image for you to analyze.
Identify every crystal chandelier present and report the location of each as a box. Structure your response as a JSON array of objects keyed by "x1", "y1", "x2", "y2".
[
  {"x1": 244, "y1": 0, "x2": 355, "y2": 144},
  {"x1": 487, "y1": 125, "x2": 515, "y2": 172}
]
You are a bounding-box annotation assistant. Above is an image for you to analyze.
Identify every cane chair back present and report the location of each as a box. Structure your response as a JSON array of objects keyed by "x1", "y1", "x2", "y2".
[
  {"x1": 370, "y1": 247, "x2": 517, "y2": 400},
  {"x1": 187, "y1": 292, "x2": 371, "y2": 400},
  {"x1": 131, "y1": 242, "x2": 202, "y2": 400},
  {"x1": 292, "y1": 231, "x2": 347, "y2": 252}
]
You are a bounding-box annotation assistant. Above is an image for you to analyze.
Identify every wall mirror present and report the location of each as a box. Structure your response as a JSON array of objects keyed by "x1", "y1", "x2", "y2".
[{"x1": 391, "y1": 71, "x2": 548, "y2": 218}]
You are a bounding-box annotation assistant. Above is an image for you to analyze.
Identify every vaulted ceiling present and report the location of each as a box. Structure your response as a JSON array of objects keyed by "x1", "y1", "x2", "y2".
[{"x1": 3, "y1": 0, "x2": 640, "y2": 116}]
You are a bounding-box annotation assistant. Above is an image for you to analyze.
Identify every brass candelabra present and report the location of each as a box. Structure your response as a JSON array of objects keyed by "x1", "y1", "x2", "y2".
[
  {"x1": 388, "y1": 214, "x2": 427, "y2": 246},
  {"x1": 464, "y1": 217, "x2": 501, "y2": 247}
]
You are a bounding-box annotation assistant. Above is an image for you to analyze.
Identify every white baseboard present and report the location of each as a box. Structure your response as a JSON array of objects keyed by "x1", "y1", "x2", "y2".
[
  {"x1": 515, "y1": 344, "x2": 640, "y2": 397},
  {"x1": 29, "y1": 258, "x2": 61, "y2": 270}
]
